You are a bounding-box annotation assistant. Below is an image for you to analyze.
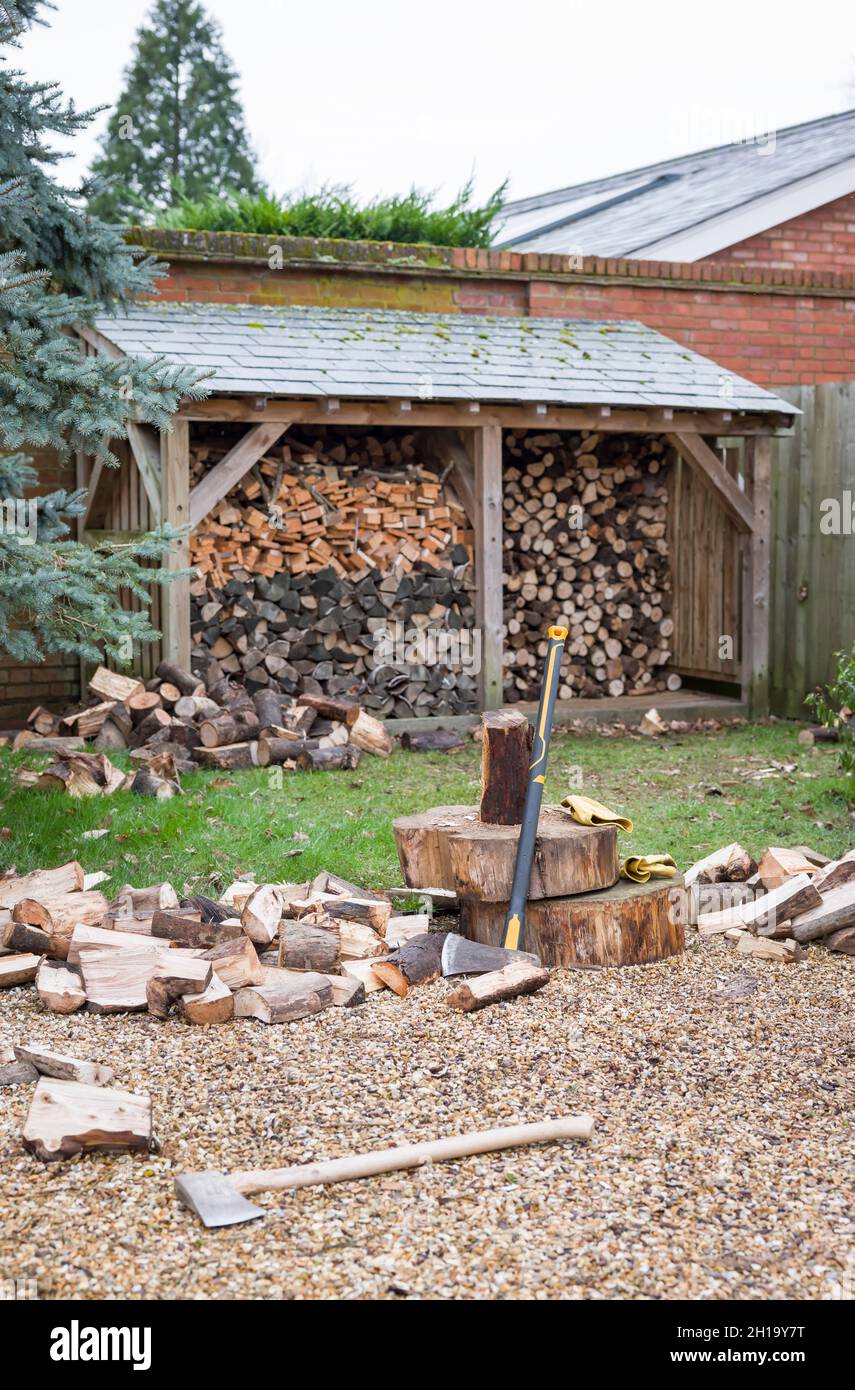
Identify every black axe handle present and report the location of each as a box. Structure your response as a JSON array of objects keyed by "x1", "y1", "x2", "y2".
[{"x1": 501, "y1": 625, "x2": 568, "y2": 951}]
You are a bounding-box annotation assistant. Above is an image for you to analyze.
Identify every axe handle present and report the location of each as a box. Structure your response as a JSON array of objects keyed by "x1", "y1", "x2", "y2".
[
  {"x1": 233, "y1": 1115, "x2": 594, "y2": 1195},
  {"x1": 501, "y1": 625, "x2": 568, "y2": 951}
]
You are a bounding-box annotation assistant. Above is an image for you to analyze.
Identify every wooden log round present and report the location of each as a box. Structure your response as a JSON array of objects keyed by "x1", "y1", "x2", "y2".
[
  {"x1": 392, "y1": 805, "x2": 619, "y2": 901},
  {"x1": 460, "y1": 876, "x2": 685, "y2": 969}
]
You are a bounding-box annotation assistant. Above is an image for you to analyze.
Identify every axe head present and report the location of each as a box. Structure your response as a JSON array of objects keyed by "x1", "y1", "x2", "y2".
[
  {"x1": 175, "y1": 1171, "x2": 266, "y2": 1229},
  {"x1": 441, "y1": 934, "x2": 540, "y2": 977}
]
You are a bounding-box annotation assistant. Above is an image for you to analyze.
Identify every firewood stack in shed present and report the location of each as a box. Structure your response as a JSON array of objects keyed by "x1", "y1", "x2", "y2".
[
  {"x1": 188, "y1": 428, "x2": 478, "y2": 718},
  {"x1": 502, "y1": 431, "x2": 679, "y2": 701}
]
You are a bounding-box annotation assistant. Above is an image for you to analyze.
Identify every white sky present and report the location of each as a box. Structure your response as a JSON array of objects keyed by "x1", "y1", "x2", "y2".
[{"x1": 15, "y1": 0, "x2": 855, "y2": 210}]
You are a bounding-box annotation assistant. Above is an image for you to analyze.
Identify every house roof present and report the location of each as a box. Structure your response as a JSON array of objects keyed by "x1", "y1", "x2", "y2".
[
  {"x1": 496, "y1": 107, "x2": 855, "y2": 259},
  {"x1": 92, "y1": 303, "x2": 796, "y2": 416}
]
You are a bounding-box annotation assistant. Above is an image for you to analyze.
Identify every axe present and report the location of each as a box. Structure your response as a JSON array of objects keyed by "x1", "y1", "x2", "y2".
[
  {"x1": 175, "y1": 1115, "x2": 594, "y2": 1228},
  {"x1": 502, "y1": 625, "x2": 568, "y2": 952}
]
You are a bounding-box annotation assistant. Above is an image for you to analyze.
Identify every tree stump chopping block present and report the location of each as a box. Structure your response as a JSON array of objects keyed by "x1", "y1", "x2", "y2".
[
  {"x1": 392, "y1": 805, "x2": 619, "y2": 901},
  {"x1": 460, "y1": 876, "x2": 685, "y2": 969}
]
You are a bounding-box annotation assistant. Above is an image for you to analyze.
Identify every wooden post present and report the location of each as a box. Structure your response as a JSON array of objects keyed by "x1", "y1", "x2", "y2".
[
  {"x1": 160, "y1": 421, "x2": 191, "y2": 672},
  {"x1": 470, "y1": 424, "x2": 504, "y2": 711},
  {"x1": 741, "y1": 435, "x2": 771, "y2": 716}
]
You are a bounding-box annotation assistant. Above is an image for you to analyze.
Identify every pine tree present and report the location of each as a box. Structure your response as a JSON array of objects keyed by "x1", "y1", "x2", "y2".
[
  {"x1": 0, "y1": 0, "x2": 209, "y2": 666},
  {"x1": 88, "y1": 0, "x2": 258, "y2": 223}
]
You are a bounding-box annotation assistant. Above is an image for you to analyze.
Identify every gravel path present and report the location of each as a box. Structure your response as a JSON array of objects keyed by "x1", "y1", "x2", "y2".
[{"x1": 1, "y1": 933, "x2": 852, "y2": 1301}]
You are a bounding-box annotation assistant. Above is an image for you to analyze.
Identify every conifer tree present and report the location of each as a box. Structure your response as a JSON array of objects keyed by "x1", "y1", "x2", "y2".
[
  {"x1": 0, "y1": 0, "x2": 209, "y2": 665},
  {"x1": 88, "y1": 0, "x2": 258, "y2": 223}
]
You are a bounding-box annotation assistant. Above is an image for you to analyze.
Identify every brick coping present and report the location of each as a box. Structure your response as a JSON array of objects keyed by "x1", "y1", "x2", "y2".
[{"x1": 125, "y1": 227, "x2": 855, "y2": 296}]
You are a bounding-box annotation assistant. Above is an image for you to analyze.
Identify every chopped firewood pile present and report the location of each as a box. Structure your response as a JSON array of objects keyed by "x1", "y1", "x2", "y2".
[
  {"x1": 503, "y1": 430, "x2": 679, "y2": 700},
  {"x1": 0, "y1": 856, "x2": 545, "y2": 1038},
  {"x1": 15, "y1": 662, "x2": 396, "y2": 791},
  {"x1": 685, "y1": 840, "x2": 855, "y2": 959},
  {"x1": 189, "y1": 428, "x2": 477, "y2": 717}
]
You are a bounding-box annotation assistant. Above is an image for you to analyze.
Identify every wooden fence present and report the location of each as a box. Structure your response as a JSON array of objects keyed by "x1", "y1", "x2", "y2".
[{"x1": 770, "y1": 382, "x2": 855, "y2": 717}]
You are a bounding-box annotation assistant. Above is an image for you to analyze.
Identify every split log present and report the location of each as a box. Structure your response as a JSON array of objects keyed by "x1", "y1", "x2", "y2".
[
  {"x1": 0, "y1": 861, "x2": 84, "y2": 909},
  {"x1": 278, "y1": 919, "x2": 341, "y2": 973},
  {"x1": 790, "y1": 882, "x2": 855, "y2": 943},
  {"x1": 479, "y1": 709, "x2": 532, "y2": 824},
  {"x1": 348, "y1": 710, "x2": 393, "y2": 757},
  {"x1": 296, "y1": 745, "x2": 361, "y2": 771},
  {"x1": 28, "y1": 705, "x2": 60, "y2": 736},
  {"x1": 12, "y1": 732, "x2": 86, "y2": 754},
  {"x1": 297, "y1": 694, "x2": 360, "y2": 726},
  {"x1": 371, "y1": 961, "x2": 409, "y2": 996},
  {"x1": 684, "y1": 842, "x2": 757, "y2": 888},
  {"x1": 13, "y1": 1046, "x2": 113, "y2": 1087},
  {"x1": 202, "y1": 936, "x2": 263, "y2": 990},
  {"x1": 131, "y1": 708, "x2": 173, "y2": 744},
  {"x1": 340, "y1": 958, "x2": 390, "y2": 993},
  {"x1": 323, "y1": 896, "x2": 391, "y2": 933},
  {"x1": 0, "y1": 954, "x2": 40, "y2": 986},
  {"x1": 394, "y1": 804, "x2": 619, "y2": 901},
  {"x1": 156, "y1": 661, "x2": 202, "y2": 696},
  {"x1": 192, "y1": 742, "x2": 258, "y2": 770},
  {"x1": 446, "y1": 960, "x2": 550, "y2": 1012},
  {"x1": 6, "y1": 921, "x2": 51, "y2": 955},
  {"x1": 735, "y1": 935, "x2": 804, "y2": 963},
  {"x1": 151, "y1": 910, "x2": 241, "y2": 949},
  {"x1": 311, "y1": 871, "x2": 387, "y2": 903},
  {"x1": 88, "y1": 666, "x2": 144, "y2": 704},
  {"x1": 180, "y1": 971, "x2": 235, "y2": 1024},
  {"x1": 62, "y1": 700, "x2": 117, "y2": 738},
  {"x1": 23, "y1": 1077, "x2": 152, "y2": 1161},
  {"x1": 180, "y1": 894, "x2": 236, "y2": 925},
  {"x1": 385, "y1": 913, "x2": 432, "y2": 948},
  {"x1": 252, "y1": 688, "x2": 283, "y2": 731},
  {"x1": 93, "y1": 719, "x2": 128, "y2": 752},
  {"x1": 78, "y1": 942, "x2": 190, "y2": 1013},
  {"x1": 110, "y1": 882, "x2": 179, "y2": 919},
  {"x1": 241, "y1": 884, "x2": 284, "y2": 946},
  {"x1": 337, "y1": 919, "x2": 386, "y2": 960},
  {"x1": 233, "y1": 968, "x2": 333, "y2": 1023},
  {"x1": 146, "y1": 957, "x2": 213, "y2": 1019},
  {"x1": 461, "y1": 877, "x2": 685, "y2": 969},
  {"x1": 67, "y1": 923, "x2": 170, "y2": 964},
  {"x1": 386, "y1": 931, "x2": 446, "y2": 985},
  {"x1": 758, "y1": 846, "x2": 820, "y2": 891},
  {"x1": 131, "y1": 766, "x2": 180, "y2": 799},
  {"x1": 826, "y1": 926, "x2": 855, "y2": 955},
  {"x1": 320, "y1": 973, "x2": 366, "y2": 1007},
  {"x1": 35, "y1": 959, "x2": 86, "y2": 1013},
  {"x1": 400, "y1": 729, "x2": 465, "y2": 753},
  {"x1": 814, "y1": 849, "x2": 855, "y2": 894}
]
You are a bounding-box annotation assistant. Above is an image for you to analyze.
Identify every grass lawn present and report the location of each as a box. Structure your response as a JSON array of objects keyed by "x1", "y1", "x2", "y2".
[{"x1": 0, "y1": 720, "x2": 851, "y2": 897}]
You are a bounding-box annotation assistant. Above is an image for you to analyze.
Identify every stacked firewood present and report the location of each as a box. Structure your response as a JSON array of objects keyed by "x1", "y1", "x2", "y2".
[
  {"x1": 503, "y1": 430, "x2": 679, "y2": 701},
  {"x1": 19, "y1": 663, "x2": 394, "y2": 787},
  {"x1": 0, "y1": 862, "x2": 440, "y2": 1032},
  {"x1": 189, "y1": 428, "x2": 477, "y2": 716}
]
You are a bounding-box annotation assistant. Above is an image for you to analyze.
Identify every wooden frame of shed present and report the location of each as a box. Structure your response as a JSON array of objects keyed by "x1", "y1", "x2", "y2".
[{"x1": 74, "y1": 308, "x2": 793, "y2": 724}]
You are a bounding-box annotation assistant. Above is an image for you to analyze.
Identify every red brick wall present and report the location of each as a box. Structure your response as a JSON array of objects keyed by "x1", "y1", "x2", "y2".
[
  {"x1": 0, "y1": 448, "x2": 81, "y2": 723},
  {"x1": 138, "y1": 230, "x2": 855, "y2": 388},
  {"x1": 709, "y1": 193, "x2": 855, "y2": 273}
]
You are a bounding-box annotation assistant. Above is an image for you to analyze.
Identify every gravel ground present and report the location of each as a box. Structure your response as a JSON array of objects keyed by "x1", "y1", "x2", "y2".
[{"x1": 1, "y1": 932, "x2": 852, "y2": 1301}]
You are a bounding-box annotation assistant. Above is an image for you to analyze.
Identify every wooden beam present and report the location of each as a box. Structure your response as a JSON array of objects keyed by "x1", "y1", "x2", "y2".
[
  {"x1": 423, "y1": 429, "x2": 476, "y2": 522},
  {"x1": 188, "y1": 422, "x2": 289, "y2": 527},
  {"x1": 161, "y1": 422, "x2": 191, "y2": 671},
  {"x1": 177, "y1": 397, "x2": 789, "y2": 437},
  {"x1": 741, "y1": 436, "x2": 772, "y2": 716},
  {"x1": 470, "y1": 424, "x2": 504, "y2": 711},
  {"x1": 667, "y1": 432, "x2": 756, "y2": 533},
  {"x1": 126, "y1": 422, "x2": 163, "y2": 524}
]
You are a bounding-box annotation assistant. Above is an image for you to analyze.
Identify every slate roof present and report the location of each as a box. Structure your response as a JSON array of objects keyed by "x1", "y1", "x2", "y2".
[
  {"x1": 496, "y1": 107, "x2": 855, "y2": 255},
  {"x1": 93, "y1": 303, "x2": 795, "y2": 417}
]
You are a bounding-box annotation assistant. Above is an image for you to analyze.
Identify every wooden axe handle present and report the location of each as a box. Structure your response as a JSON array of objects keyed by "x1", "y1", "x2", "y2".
[{"x1": 233, "y1": 1115, "x2": 594, "y2": 1195}]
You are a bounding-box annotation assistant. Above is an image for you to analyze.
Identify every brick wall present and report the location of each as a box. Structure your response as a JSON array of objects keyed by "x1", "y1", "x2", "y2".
[
  {"x1": 130, "y1": 229, "x2": 855, "y2": 388},
  {"x1": 0, "y1": 448, "x2": 81, "y2": 723},
  {"x1": 707, "y1": 193, "x2": 855, "y2": 273}
]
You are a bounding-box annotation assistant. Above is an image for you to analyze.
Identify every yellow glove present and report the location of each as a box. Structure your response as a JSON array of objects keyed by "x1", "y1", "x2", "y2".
[
  {"x1": 561, "y1": 794, "x2": 633, "y2": 833},
  {"x1": 620, "y1": 854, "x2": 678, "y2": 883}
]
